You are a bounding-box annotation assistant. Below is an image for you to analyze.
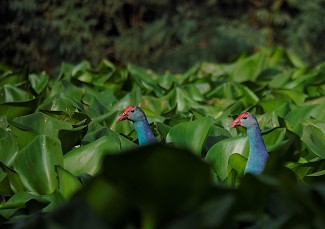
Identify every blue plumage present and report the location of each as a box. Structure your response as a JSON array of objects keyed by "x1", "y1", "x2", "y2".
[
  {"x1": 117, "y1": 106, "x2": 156, "y2": 145},
  {"x1": 230, "y1": 112, "x2": 268, "y2": 174}
]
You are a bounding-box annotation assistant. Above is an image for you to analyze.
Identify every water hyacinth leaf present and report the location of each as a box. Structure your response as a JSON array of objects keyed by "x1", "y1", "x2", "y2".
[
  {"x1": 166, "y1": 116, "x2": 215, "y2": 155},
  {"x1": 64, "y1": 136, "x2": 121, "y2": 176},
  {"x1": 285, "y1": 104, "x2": 325, "y2": 135},
  {"x1": 56, "y1": 165, "x2": 83, "y2": 199},
  {"x1": 231, "y1": 52, "x2": 269, "y2": 82},
  {"x1": 128, "y1": 64, "x2": 164, "y2": 96},
  {"x1": 301, "y1": 125, "x2": 325, "y2": 159},
  {"x1": 0, "y1": 128, "x2": 18, "y2": 167},
  {"x1": 0, "y1": 169, "x2": 11, "y2": 194},
  {"x1": 0, "y1": 85, "x2": 33, "y2": 104},
  {"x1": 14, "y1": 135, "x2": 63, "y2": 194},
  {"x1": 38, "y1": 94, "x2": 83, "y2": 116},
  {"x1": 0, "y1": 192, "x2": 39, "y2": 210},
  {"x1": 0, "y1": 115, "x2": 8, "y2": 129},
  {"x1": 10, "y1": 112, "x2": 72, "y2": 140},
  {"x1": 286, "y1": 50, "x2": 306, "y2": 68},
  {"x1": 59, "y1": 125, "x2": 88, "y2": 154},
  {"x1": 0, "y1": 99, "x2": 39, "y2": 120},
  {"x1": 228, "y1": 153, "x2": 246, "y2": 176},
  {"x1": 205, "y1": 136, "x2": 249, "y2": 181},
  {"x1": 141, "y1": 96, "x2": 173, "y2": 115},
  {"x1": 81, "y1": 177, "x2": 129, "y2": 225},
  {"x1": 102, "y1": 144, "x2": 211, "y2": 227},
  {"x1": 3, "y1": 165, "x2": 25, "y2": 193},
  {"x1": 274, "y1": 89, "x2": 307, "y2": 105},
  {"x1": 262, "y1": 128, "x2": 286, "y2": 151},
  {"x1": 0, "y1": 68, "x2": 28, "y2": 86},
  {"x1": 82, "y1": 87, "x2": 117, "y2": 111},
  {"x1": 28, "y1": 72, "x2": 49, "y2": 94},
  {"x1": 82, "y1": 124, "x2": 136, "y2": 150}
]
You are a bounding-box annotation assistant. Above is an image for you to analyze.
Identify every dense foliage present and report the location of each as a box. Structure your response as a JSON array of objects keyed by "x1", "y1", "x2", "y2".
[
  {"x1": 0, "y1": 48, "x2": 325, "y2": 228},
  {"x1": 2, "y1": 0, "x2": 325, "y2": 73}
]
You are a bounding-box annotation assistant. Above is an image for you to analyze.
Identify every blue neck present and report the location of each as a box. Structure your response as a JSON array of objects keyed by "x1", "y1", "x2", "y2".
[
  {"x1": 133, "y1": 118, "x2": 156, "y2": 145},
  {"x1": 245, "y1": 125, "x2": 268, "y2": 174}
]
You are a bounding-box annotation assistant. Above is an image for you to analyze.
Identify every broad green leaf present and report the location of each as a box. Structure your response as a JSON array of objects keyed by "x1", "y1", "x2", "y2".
[
  {"x1": 64, "y1": 136, "x2": 121, "y2": 176},
  {"x1": 10, "y1": 112, "x2": 72, "y2": 148},
  {"x1": 3, "y1": 165, "x2": 25, "y2": 193},
  {"x1": 301, "y1": 125, "x2": 325, "y2": 159},
  {"x1": 14, "y1": 135, "x2": 63, "y2": 194},
  {"x1": 56, "y1": 165, "x2": 83, "y2": 199},
  {"x1": 28, "y1": 72, "x2": 49, "y2": 94},
  {"x1": 286, "y1": 50, "x2": 306, "y2": 68},
  {"x1": 0, "y1": 128, "x2": 18, "y2": 167},
  {"x1": 83, "y1": 121, "x2": 136, "y2": 150},
  {"x1": 82, "y1": 177, "x2": 129, "y2": 224},
  {"x1": 156, "y1": 122, "x2": 171, "y2": 140},
  {"x1": 0, "y1": 99, "x2": 39, "y2": 120},
  {"x1": 0, "y1": 192, "x2": 38, "y2": 210},
  {"x1": 102, "y1": 144, "x2": 211, "y2": 228},
  {"x1": 0, "y1": 69, "x2": 27, "y2": 86},
  {"x1": 0, "y1": 168, "x2": 11, "y2": 195},
  {"x1": 274, "y1": 89, "x2": 307, "y2": 105},
  {"x1": 258, "y1": 99, "x2": 290, "y2": 117},
  {"x1": 38, "y1": 93, "x2": 83, "y2": 116},
  {"x1": 231, "y1": 52, "x2": 269, "y2": 82},
  {"x1": 166, "y1": 116, "x2": 215, "y2": 155},
  {"x1": 205, "y1": 136, "x2": 249, "y2": 181},
  {"x1": 263, "y1": 128, "x2": 286, "y2": 151},
  {"x1": 268, "y1": 70, "x2": 292, "y2": 89},
  {"x1": 285, "y1": 104, "x2": 325, "y2": 135},
  {"x1": 0, "y1": 85, "x2": 33, "y2": 104},
  {"x1": 58, "y1": 125, "x2": 88, "y2": 154},
  {"x1": 228, "y1": 153, "x2": 246, "y2": 177},
  {"x1": 207, "y1": 82, "x2": 253, "y2": 114},
  {"x1": 128, "y1": 64, "x2": 164, "y2": 96}
]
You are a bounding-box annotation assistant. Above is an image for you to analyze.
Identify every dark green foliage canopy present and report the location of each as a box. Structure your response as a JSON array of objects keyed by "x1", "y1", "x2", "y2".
[{"x1": 1, "y1": 0, "x2": 325, "y2": 73}]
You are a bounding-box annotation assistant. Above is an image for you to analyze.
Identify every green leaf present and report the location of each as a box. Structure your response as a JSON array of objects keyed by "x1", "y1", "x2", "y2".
[
  {"x1": 262, "y1": 128, "x2": 286, "y2": 151},
  {"x1": 0, "y1": 99, "x2": 39, "y2": 120},
  {"x1": 231, "y1": 52, "x2": 269, "y2": 82},
  {"x1": 14, "y1": 135, "x2": 63, "y2": 194},
  {"x1": 0, "y1": 85, "x2": 33, "y2": 104},
  {"x1": 0, "y1": 128, "x2": 18, "y2": 167},
  {"x1": 10, "y1": 112, "x2": 72, "y2": 148},
  {"x1": 3, "y1": 165, "x2": 25, "y2": 193},
  {"x1": 205, "y1": 136, "x2": 249, "y2": 181},
  {"x1": 166, "y1": 116, "x2": 215, "y2": 155},
  {"x1": 285, "y1": 104, "x2": 325, "y2": 135},
  {"x1": 28, "y1": 72, "x2": 49, "y2": 94},
  {"x1": 286, "y1": 50, "x2": 306, "y2": 68},
  {"x1": 64, "y1": 136, "x2": 121, "y2": 176},
  {"x1": 301, "y1": 124, "x2": 325, "y2": 159},
  {"x1": 56, "y1": 165, "x2": 83, "y2": 199},
  {"x1": 101, "y1": 144, "x2": 211, "y2": 228}
]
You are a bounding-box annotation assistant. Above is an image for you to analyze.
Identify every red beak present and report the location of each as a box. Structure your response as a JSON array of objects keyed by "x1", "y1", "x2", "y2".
[
  {"x1": 117, "y1": 112, "x2": 128, "y2": 121},
  {"x1": 230, "y1": 118, "x2": 241, "y2": 128}
]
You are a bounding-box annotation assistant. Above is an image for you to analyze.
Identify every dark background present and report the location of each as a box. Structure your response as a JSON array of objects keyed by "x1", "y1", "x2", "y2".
[{"x1": 1, "y1": 0, "x2": 325, "y2": 74}]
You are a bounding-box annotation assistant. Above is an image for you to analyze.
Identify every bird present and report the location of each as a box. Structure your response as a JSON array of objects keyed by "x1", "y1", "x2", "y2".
[
  {"x1": 117, "y1": 106, "x2": 157, "y2": 145},
  {"x1": 230, "y1": 112, "x2": 268, "y2": 175}
]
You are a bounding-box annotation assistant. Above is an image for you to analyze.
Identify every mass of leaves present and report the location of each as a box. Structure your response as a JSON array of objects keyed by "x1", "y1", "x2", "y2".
[{"x1": 0, "y1": 48, "x2": 325, "y2": 228}]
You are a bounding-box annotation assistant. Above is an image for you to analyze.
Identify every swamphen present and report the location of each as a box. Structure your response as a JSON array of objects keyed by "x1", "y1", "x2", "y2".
[
  {"x1": 117, "y1": 106, "x2": 157, "y2": 145},
  {"x1": 230, "y1": 112, "x2": 268, "y2": 175}
]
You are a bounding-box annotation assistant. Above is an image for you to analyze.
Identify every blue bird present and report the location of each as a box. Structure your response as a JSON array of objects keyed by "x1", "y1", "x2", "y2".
[
  {"x1": 117, "y1": 106, "x2": 157, "y2": 145},
  {"x1": 230, "y1": 112, "x2": 268, "y2": 175}
]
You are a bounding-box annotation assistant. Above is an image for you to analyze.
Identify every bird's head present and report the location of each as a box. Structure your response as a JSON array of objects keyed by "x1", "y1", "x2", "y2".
[
  {"x1": 117, "y1": 106, "x2": 146, "y2": 122},
  {"x1": 230, "y1": 112, "x2": 258, "y2": 129}
]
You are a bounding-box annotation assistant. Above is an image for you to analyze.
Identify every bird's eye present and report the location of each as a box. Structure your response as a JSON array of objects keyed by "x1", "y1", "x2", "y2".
[
  {"x1": 130, "y1": 110, "x2": 135, "y2": 113},
  {"x1": 242, "y1": 116, "x2": 247, "y2": 120}
]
